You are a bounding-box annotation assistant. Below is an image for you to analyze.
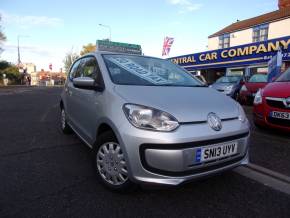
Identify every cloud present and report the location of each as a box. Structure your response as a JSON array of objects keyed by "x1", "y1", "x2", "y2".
[
  {"x1": 4, "y1": 44, "x2": 53, "y2": 56},
  {"x1": 2, "y1": 43, "x2": 66, "y2": 71},
  {"x1": 167, "y1": 0, "x2": 202, "y2": 13},
  {"x1": 1, "y1": 11, "x2": 63, "y2": 29},
  {"x1": 169, "y1": 21, "x2": 182, "y2": 26}
]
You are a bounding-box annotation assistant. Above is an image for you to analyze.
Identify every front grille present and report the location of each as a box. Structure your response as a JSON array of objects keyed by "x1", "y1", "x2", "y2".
[
  {"x1": 267, "y1": 117, "x2": 290, "y2": 127},
  {"x1": 266, "y1": 99, "x2": 288, "y2": 109}
]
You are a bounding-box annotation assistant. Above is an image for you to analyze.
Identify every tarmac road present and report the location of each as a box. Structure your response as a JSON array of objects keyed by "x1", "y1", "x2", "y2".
[{"x1": 0, "y1": 86, "x2": 289, "y2": 218}]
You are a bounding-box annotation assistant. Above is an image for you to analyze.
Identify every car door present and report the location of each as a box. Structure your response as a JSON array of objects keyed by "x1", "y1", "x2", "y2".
[
  {"x1": 69, "y1": 56, "x2": 104, "y2": 145},
  {"x1": 64, "y1": 58, "x2": 82, "y2": 125}
]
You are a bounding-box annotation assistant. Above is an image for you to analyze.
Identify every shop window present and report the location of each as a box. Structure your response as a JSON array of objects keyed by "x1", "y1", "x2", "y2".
[
  {"x1": 253, "y1": 24, "x2": 268, "y2": 42},
  {"x1": 219, "y1": 34, "x2": 230, "y2": 49}
]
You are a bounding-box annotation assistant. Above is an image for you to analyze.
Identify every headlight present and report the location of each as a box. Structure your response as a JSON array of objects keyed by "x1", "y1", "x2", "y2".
[
  {"x1": 224, "y1": 85, "x2": 234, "y2": 94},
  {"x1": 254, "y1": 89, "x2": 263, "y2": 105},
  {"x1": 240, "y1": 85, "x2": 247, "y2": 92},
  {"x1": 123, "y1": 104, "x2": 179, "y2": 131},
  {"x1": 237, "y1": 103, "x2": 247, "y2": 123}
]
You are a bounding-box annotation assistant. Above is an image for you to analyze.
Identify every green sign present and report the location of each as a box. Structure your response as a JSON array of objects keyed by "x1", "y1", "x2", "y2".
[{"x1": 96, "y1": 40, "x2": 142, "y2": 55}]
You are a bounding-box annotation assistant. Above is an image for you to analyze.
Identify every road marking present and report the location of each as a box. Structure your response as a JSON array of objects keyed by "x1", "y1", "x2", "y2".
[
  {"x1": 234, "y1": 164, "x2": 290, "y2": 195},
  {"x1": 40, "y1": 103, "x2": 58, "y2": 122}
]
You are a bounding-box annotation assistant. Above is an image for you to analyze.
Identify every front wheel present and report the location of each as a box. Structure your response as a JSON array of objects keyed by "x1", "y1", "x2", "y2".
[
  {"x1": 93, "y1": 131, "x2": 136, "y2": 192},
  {"x1": 60, "y1": 108, "x2": 72, "y2": 134}
]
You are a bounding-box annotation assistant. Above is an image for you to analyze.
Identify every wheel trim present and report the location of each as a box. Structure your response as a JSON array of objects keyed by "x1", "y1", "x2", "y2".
[
  {"x1": 96, "y1": 142, "x2": 128, "y2": 186},
  {"x1": 61, "y1": 109, "x2": 66, "y2": 130}
]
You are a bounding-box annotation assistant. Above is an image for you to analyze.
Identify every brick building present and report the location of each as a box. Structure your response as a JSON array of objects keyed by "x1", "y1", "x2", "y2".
[{"x1": 36, "y1": 70, "x2": 66, "y2": 86}]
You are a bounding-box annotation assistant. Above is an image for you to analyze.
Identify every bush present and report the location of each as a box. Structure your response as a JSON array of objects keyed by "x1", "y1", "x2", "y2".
[{"x1": 0, "y1": 61, "x2": 21, "y2": 85}]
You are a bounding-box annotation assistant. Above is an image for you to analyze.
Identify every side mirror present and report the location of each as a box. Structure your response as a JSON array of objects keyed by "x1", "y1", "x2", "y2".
[
  {"x1": 240, "y1": 80, "x2": 245, "y2": 85},
  {"x1": 73, "y1": 77, "x2": 104, "y2": 91}
]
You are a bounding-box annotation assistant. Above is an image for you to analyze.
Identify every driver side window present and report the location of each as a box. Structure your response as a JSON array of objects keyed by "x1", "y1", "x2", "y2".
[{"x1": 78, "y1": 57, "x2": 99, "y2": 81}]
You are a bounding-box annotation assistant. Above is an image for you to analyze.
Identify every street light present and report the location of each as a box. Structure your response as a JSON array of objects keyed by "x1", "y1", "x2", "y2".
[
  {"x1": 17, "y1": 34, "x2": 30, "y2": 66},
  {"x1": 99, "y1": 24, "x2": 111, "y2": 41}
]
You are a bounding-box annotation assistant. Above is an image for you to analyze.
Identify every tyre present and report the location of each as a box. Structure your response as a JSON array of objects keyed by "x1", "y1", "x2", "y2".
[
  {"x1": 254, "y1": 121, "x2": 265, "y2": 130},
  {"x1": 60, "y1": 108, "x2": 72, "y2": 134},
  {"x1": 234, "y1": 92, "x2": 239, "y2": 101},
  {"x1": 93, "y1": 131, "x2": 136, "y2": 192}
]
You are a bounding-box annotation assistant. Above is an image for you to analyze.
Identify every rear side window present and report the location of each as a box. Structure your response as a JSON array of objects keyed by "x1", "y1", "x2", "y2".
[{"x1": 69, "y1": 59, "x2": 81, "y2": 80}]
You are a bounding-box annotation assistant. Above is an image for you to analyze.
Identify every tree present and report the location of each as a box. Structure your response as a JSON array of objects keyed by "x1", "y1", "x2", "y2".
[
  {"x1": 0, "y1": 15, "x2": 5, "y2": 42},
  {"x1": 0, "y1": 61, "x2": 21, "y2": 85},
  {"x1": 0, "y1": 15, "x2": 6, "y2": 55},
  {"x1": 63, "y1": 49, "x2": 79, "y2": 73},
  {"x1": 80, "y1": 43, "x2": 96, "y2": 56}
]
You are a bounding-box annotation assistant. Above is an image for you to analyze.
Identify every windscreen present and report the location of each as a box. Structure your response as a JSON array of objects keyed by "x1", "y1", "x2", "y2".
[
  {"x1": 216, "y1": 76, "x2": 241, "y2": 83},
  {"x1": 275, "y1": 68, "x2": 290, "y2": 82},
  {"x1": 249, "y1": 74, "x2": 267, "y2": 83},
  {"x1": 102, "y1": 54, "x2": 204, "y2": 87}
]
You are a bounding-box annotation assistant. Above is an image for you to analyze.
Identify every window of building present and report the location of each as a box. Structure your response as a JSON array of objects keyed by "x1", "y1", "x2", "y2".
[
  {"x1": 253, "y1": 24, "x2": 269, "y2": 42},
  {"x1": 219, "y1": 34, "x2": 230, "y2": 49}
]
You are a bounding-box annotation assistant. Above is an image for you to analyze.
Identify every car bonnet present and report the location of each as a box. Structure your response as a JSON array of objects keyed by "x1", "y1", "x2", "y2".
[{"x1": 114, "y1": 85, "x2": 239, "y2": 123}]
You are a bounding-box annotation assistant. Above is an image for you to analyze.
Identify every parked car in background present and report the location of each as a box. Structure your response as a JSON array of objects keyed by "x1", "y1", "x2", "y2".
[
  {"x1": 210, "y1": 75, "x2": 244, "y2": 100},
  {"x1": 253, "y1": 68, "x2": 290, "y2": 132},
  {"x1": 239, "y1": 74, "x2": 268, "y2": 105}
]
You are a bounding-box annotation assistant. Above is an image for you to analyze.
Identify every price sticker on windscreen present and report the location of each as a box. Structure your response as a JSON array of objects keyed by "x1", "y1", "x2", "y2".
[{"x1": 108, "y1": 57, "x2": 169, "y2": 85}]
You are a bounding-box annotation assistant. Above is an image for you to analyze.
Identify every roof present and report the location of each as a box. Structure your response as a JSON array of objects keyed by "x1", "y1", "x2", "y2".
[{"x1": 209, "y1": 6, "x2": 290, "y2": 38}]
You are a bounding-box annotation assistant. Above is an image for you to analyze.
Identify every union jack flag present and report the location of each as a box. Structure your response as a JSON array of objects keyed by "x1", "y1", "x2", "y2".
[{"x1": 162, "y1": 36, "x2": 174, "y2": 56}]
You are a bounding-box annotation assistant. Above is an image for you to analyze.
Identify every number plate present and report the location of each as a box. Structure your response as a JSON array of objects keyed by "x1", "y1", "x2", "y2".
[
  {"x1": 270, "y1": 111, "x2": 290, "y2": 120},
  {"x1": 195, "y1": 142, "x2": 238, "y2": 163}
]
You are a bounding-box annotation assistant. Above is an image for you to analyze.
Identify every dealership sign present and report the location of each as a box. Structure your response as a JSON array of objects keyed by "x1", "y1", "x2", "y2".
[
  {"x1": 96, "y1": 40, "x2": 142, "y2": 55},
  {"x1": 169, "y1": 36, "x2": 290, "y2": 71}
]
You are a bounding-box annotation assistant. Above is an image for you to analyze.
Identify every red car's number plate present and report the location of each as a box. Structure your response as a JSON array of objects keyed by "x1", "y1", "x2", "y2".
[{"x1": 270, "y1": 111, "x2": 290, "y2": 120}]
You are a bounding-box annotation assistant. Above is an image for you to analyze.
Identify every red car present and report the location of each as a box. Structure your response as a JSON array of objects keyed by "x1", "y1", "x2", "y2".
[
  {"x1": 253, "y1": 68, "x2": 290, "y2": 132},
  {"x1": 239, "y1": 74, "x2": 268, "y2": 104}
]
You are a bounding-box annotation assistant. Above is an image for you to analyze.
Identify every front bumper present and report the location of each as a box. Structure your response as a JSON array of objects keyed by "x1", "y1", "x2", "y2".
[
  {"x1": 215, "y1": 89, "x2": 236, "y2": 98},
  {"x1": 253, "y1": 102, "x2": 290, "y2": 132},
  {"x1": 118, "y1": 118, "x2": 250, "y2": 185}
]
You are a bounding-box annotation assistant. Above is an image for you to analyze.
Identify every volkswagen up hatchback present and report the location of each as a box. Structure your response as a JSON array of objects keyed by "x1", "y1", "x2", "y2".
[{"x1": 60, "y1": 52, "x2": 250, "y2": 191}]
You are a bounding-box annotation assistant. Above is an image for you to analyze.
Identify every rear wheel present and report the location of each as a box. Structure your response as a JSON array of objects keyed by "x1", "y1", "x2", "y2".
[
  {"x1": 60, "y1": 108, "x2": 72, "y2": 134},
  {"x1": 93, "y1": 131, "x2": 136, "y2": 192}
]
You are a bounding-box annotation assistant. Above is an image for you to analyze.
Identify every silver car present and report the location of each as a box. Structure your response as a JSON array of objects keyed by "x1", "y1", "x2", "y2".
[{"x1": 60, "y1": 52, "x2": 250, "y2": 191}]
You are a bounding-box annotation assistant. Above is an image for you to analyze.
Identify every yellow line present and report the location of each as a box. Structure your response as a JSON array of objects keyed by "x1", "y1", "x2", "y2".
[{"x1": 183, "y1": 57, "x2": 264, "y2": 68}]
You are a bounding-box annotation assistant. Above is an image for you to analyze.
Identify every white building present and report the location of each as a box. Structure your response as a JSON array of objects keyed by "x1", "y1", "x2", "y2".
[
  {"x1": 170, "y1": 0, "x2": 290, "y2": 83},
  {"x1": 22, "y1": 63, "x2": 36, "y2": 74},
  {"x1": 208, "y1": 1, "x2": 290, "y2": 51}
]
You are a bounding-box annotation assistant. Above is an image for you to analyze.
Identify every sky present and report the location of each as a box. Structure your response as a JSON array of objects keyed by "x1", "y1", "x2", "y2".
[{"x1": 0, "y1": 0, "x2": 278, "y2": 72}]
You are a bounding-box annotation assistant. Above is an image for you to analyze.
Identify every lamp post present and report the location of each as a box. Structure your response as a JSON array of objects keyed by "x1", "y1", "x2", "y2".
[
  {"x1": 17, "y1": 35, "x2": 29, "y2": 66},
  {"x1": 99, "y1": 24, "x2": 111, "y2": 41}
]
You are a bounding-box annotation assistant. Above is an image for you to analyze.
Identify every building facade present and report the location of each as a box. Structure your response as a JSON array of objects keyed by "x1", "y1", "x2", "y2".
[
  {"x1": 170, "y1": 0, "x2": 290, "y2": 83},
  {"x1": 22, "y1": 63, "x2": 36, "y2": 74}
]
